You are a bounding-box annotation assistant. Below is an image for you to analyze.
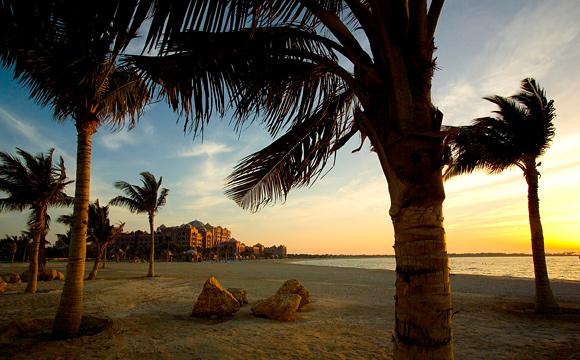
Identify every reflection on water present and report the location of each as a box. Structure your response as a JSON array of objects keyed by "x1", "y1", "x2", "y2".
[{"x1": 295, "y1": 256, "x2": 579, "y2": 281}]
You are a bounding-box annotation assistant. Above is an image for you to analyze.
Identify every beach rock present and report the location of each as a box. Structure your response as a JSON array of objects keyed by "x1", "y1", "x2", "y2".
[
  {"x1": 38, "y1": 268, "x2": 58, "y2": 281},
  {"x1": 2, "y1": 273, "x2": 21, "y2": 283},
  {"x1": 56, "y1": 272, "x2": 65, "y2": 280},
  {"x1": 251, "y1": 294, "x2": 302, "y2": 321},
  {"x1": 227, "y1": 288, "x2": 248, "y2": 306},
  {"x1": 20, "y1": 268, "x2": 59, "y2": 282},
  {"x1": 191, "y1": 276, "x2": 240, "y2": 318},
  {"x1": 0, "y1": 277, "x2": 6, "y2": 293},
  {"x1": 276, "y1": 279, "x2": 311, "y2": 309}
]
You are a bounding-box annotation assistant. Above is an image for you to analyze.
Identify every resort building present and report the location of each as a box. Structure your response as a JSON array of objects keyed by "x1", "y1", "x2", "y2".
[
  {"x1": 112, "y1": 218, "x2": 286, "y2": 259},
  {"x1": 265, "y1": 245, "x2": 287, "y2": 258}
]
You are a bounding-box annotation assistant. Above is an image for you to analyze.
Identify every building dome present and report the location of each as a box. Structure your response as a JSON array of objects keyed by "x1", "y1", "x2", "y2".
[{"x1": 188, "y1": 219, "x2": 205, "y2": 228}]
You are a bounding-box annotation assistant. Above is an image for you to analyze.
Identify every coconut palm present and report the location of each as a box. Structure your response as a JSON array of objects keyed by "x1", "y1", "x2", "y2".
[
  {"x1": 110, "y1": 172, "x2": 169, "y2": 277},
  {"x1": 129, "y1": 0, "x2": 450, "y2": 357},
  {"x1": 86, "y1": 200, "x2": 125, "y2": 280},
  {"x1": 0, "y1": 148, "x2": 73, "y2": 293},
  {"x1": 445, "y1": 78, "x2": 559, "y2": 314},
  {"x1": 0, "y1": 0, "x2": 152, "y2": 337}
]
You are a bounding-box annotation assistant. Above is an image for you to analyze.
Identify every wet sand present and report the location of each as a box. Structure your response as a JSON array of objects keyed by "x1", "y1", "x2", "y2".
[{"x1": 1, "y1": 260, "x2": 579, "y2": 359}]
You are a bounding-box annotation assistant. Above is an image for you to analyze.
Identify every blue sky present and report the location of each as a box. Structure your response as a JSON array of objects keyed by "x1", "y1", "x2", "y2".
[{"x1": 1, "y1": 0, "x2": 579, "y2": 255}]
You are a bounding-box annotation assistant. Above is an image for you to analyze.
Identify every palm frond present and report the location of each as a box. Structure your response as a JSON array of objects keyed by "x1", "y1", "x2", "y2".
[
  {"x1": 128, "y1": 26, "x2": 345, "y2": 136},
  {"x1": 225, "y1": 89, "x2": 355, "y2": 211}
]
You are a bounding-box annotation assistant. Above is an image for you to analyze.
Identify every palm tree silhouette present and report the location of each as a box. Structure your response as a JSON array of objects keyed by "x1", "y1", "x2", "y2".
[
  {"x1": 129, "y1": 0, "x2": 451, "y2": 357},
  {"x1": 445, "y1": 78, "x2": 559, "y2": 313},
  {"x1": 0, "y1": 148, "x2": 73, "y2": 293},
  {"x1": 110, "y1": 172, "x2": 169, "y2": 278},
  {"x1": 0, "y1": 0, "x2": 151, "y2": 337},
  {"x1": 86, "y1": 200, "x2": 125, "y2": 280}
]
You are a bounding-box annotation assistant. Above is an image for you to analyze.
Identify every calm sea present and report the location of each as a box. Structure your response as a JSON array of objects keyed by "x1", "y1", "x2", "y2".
[{"x1": 294, "y1": 256, "x2": 580, "y2": 282}]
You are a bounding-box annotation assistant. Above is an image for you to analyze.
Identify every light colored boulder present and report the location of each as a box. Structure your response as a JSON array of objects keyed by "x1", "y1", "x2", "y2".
[
  {"x1": 227, "y1": 288, "x2": 248, "y2": 306},
  {"x1": 56, "y1": 272, "x2": 65, "y2": 280},
  {"x1": 191, "y1": 276, "x2": 240, "y2": 318},
  {"x1": 0, "y1": 277, "x2": 6, "y2": 293},
  {"x1": 276, "y1": 279, "x2": 311, "y2": 309},
  {"x1": 251, "y1": 293, "x2": 302, "y2": 321}
]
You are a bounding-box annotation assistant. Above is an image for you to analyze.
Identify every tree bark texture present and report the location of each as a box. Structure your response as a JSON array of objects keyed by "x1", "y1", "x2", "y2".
[
  {"x1": 53, "y1": 122, "x2": 95, "y2": 337},
  {"x1": 525, "y1": 165, "x2": 560, "y2": 313},
  {"x1": 374, "y1": 112, "x2": 453, "y2": 359}
]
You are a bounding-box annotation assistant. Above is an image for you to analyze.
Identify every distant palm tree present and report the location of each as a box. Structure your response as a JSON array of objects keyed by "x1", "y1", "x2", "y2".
[
  {"x1": 0, "y1": 0, "x2": 152, "y2": 337},
  {"x1": 0, "y1": 148, "x2": 73, "y2": 293},
  {"x1": 86, "y1": 200, "x2": 125, "y2": 280},
  {"x1": 110, "y1": 172, "x2": 169, "y2": 277},
  {"x1": 445, "y1": 78, "x2": 560, "y2": 313}
]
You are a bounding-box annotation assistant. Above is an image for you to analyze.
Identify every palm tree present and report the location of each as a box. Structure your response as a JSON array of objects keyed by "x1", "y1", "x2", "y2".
[
  {"x1": 110, "y1": 172, "x2": 169, "y2": 277},
  {"x1": 0, "y1": 148, "x2": 73, "y2": 293},
  {"x1": 445, "y1": 78, "x2": 559, "y2": 314},
  {"x1": 86, "y1": 200, "x2": 125, "y2": 280},
  {"x1": 5, "y1": 235, "x2": 18, "y2": 264},
  {"x1": 129, "y1": 0, "x2": 451, "y2": 357},
  {"x1": 0, "y1": 0, "x2": 152, "y2": 337}
]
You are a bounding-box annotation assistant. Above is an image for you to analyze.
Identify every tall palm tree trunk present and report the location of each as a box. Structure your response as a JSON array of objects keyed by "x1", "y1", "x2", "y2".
[
  {"x1": 147, "y1": 214, "x2": 155, "y2": 277},
  {"x1": 53, "y1": 122, "x2": 95, "y2": 337},
  {"x1": 525, "y1": 165, "x2": 559, "y2": 313},
  {"x1": 25, "y1": 207, "x2": 46, "y2": 293}
]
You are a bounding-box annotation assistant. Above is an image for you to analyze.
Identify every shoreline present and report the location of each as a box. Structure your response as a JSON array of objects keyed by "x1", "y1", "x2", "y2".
[{"x1": 1, "y1": 260, "x2": 579, "y2": 359}]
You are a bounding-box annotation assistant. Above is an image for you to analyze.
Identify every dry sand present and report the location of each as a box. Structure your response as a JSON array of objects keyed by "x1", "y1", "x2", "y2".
[{"x1": 1, "y1": 260, "x2": 579, "y2": 360}]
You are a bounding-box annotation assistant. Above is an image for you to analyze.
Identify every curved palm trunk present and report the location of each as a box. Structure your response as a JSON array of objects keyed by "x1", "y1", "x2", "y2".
[
  {"x1": 147, "y1": 214, "x2": 155, "y2": 277},
  {"x1": 53, "y1": 122, "x2": 95, "y2": 337},
  {"x1": 102, "y1": 244, "x2": 107, "y2": 268},
  {"x1": 87, "y1": 245, "x2": 104, "y2": 280},
  {"x1": 25, "y1": 206, "x2": 46, "y2": 293},
  {"x1": 525, "y1": 165, "x2": 559, "y2": 313}
]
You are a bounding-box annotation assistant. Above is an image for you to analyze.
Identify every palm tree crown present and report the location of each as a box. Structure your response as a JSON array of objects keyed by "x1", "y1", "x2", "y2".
[
  {"x1": 0, "y1": 148, "x2": 73, "y2": 214},
  {"x1": 445, "y1": 78, "x2": 555, "y2": 177},
  {"x1": 110, "y1": 172, "x2": 169, "y2": 218}
]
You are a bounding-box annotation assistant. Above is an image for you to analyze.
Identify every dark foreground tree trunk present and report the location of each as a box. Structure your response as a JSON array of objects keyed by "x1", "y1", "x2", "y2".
[
  {"x1": 53, "y1": 122, "x2": 95, "y2": 337},
  {"x1": 525, "y1": 165, "x2": 559, "y2": 313},
  {"x1": 389, "y1": 165, "x2": 453, "y2": 359}
]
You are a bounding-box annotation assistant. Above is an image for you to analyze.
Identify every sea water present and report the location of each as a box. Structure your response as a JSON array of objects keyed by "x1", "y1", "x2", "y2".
[{"x1": 294, "y1": 256, "x2": 580, "y2": 281}]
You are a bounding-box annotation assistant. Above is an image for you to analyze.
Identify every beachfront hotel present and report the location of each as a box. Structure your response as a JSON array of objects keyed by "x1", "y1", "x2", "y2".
[{"x1": 113, "y1": 219, "x2": 287, "y2": 259}]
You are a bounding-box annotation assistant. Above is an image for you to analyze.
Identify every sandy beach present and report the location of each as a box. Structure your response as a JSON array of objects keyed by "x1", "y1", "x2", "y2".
[{"x1": 1, "y1": 260, "x2": 579, "y2": 359}]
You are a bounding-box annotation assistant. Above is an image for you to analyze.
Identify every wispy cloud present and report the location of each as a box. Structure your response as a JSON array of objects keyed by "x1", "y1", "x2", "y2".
[
  {"x1": 177, "y1": 141, "x2": 233, "y2": 158},
  {"x1": 0, "y1": 105, "x2": 75, "y2": 165}
]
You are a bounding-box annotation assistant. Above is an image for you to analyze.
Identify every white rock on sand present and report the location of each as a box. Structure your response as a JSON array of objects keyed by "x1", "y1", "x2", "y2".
[{"x1": 0, "y1": 260, "x2": 579, "y2": 359}]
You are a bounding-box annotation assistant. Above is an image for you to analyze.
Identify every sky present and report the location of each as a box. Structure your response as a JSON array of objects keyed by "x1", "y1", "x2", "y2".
[{"x1": 1, "y1": 0, "x2": 579, "y2": 255}]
